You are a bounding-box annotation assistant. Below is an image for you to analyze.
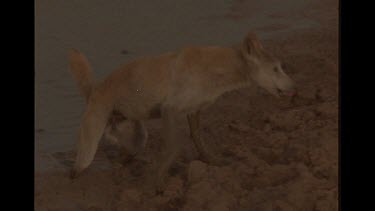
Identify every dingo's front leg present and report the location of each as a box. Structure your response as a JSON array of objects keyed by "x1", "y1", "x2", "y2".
[
  {"x1": 104, "y1": 119, "x2": 148, "y2": 164},
  {"x1": 187, "y1": 111, "x2": 231, "y2": 166},
  {"x1": 155, "y1": 107, "x2": 182, "y2": 193},
  {"x1": 132, "y1": 120, "x2": 148, "y2": 154}
]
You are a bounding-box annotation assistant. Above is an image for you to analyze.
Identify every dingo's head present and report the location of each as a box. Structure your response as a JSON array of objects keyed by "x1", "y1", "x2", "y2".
[{"x1": 241, "y1": 32, "x2": 297, "y2": 97}]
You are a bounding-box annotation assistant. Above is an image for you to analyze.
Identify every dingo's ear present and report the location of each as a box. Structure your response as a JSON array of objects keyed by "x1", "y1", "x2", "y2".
[{"x1": 242, "y1": 32, "x2": 264, "y2": 57}]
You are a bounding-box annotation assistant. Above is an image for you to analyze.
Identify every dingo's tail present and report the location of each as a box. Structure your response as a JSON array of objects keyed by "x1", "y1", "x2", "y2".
[{"x1": 68, "y1": 49, "x2": 94, "y2": 101}]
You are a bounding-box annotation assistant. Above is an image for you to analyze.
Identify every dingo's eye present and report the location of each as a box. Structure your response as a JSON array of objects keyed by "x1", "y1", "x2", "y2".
[{"x1": 273, "y1": 67, "x2": 278, "y2": 73}]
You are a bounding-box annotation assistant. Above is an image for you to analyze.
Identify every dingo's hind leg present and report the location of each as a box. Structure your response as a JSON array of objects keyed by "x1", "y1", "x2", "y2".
[
  {"x1": 187, "y1": 111, "x2": 231, "y2": 166},
  {"x1": 155, "y1": 107, "x2": 182, "y2": 193},
  {"x1": 123, "y1": 120, "x2": 149, "y2": 163}
]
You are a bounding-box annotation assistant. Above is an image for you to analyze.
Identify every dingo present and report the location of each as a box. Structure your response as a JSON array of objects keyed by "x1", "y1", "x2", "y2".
[{"x1": 68, "y1": 32, "x2": 296, "y2": 192}]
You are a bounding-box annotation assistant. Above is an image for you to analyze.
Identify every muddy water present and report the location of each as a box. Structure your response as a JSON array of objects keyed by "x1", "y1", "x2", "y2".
[{"x1": 35, "y1": 0, "x2": 320, "y2": 172}]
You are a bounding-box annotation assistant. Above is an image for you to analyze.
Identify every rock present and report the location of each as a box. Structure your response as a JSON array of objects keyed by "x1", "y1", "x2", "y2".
[
  {"x1": 164, "y1": 176, "x2": 184, "y2": 198},
  {"x1": 263, "y1": 123, "x2": 272, "y2": 133},
  {"x1": 206, "y1": 191, "x2": 236, "y2": 211},
  {"x1": 315, "y1": 87, "x2": 334, "y2": 102},
  {"x1": 181, "y1": 204, "x2": 204, "y2": 211},
  {"x1": 268, "y1": 132, "x2": 288, "y2": 147},
  {"x1": 302, "y1": 111, "x2": 315, "y2": 121},
  {"x1": 210, "y1": 202, "x2": 230, "y2": 211},
  {"x1": 314, "y1": 192, "x2": 338, "y2": 211},
  {"x1": 236, "y1": 163, "x2": 255, "y2": 177},
  {"x1": 119, "y1": 188, "x2": 142, "y2": 203},
  {"x1": 316, "y1": 102, "x2": 338, "y2": 117},
  {"x1": 87, "y1": 206, "x2": 103, "y2": 211},
  {"x1": 213, "y1": 166, "x2": 233, "y2": 184},
  {"x1": 228, "y1": 121, "x2": 250, "y2": 132},
  {"x1": 269, "y1": 113, "x2": 298, "y2": 131},
  {"x1": 188, "y1": 160, "x2": 208, "y2": 184},
  {"x1": 272, "y1": 200, "x2": 294, "y2": 211},
  {"x1": 186, "y1": 181, "x2": 217, "y2": 206}
]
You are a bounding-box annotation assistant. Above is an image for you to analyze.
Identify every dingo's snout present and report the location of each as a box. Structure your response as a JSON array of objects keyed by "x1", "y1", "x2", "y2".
[
  {"x1": 275, "y1": 75, "x2": 297, "y2": 97},
  {"x1": 277, "y1": 85, "x2": 297, "y2": 97}
]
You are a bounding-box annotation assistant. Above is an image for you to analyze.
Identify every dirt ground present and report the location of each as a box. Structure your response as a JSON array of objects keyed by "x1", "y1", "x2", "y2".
[{"x1": 35, "y1": 0, "x2": 338, "y2": 210}]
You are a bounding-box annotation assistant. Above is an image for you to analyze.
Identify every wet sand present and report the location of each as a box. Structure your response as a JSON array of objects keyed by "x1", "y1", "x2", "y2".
[{"x1": 35, "y1": 0, "x2": 338, "y2": 210}]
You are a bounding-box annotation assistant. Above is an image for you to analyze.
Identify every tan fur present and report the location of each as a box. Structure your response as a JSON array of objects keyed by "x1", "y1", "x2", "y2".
[{"x1": 68, "y1": 32, "x2": 296, "y2": 193}]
